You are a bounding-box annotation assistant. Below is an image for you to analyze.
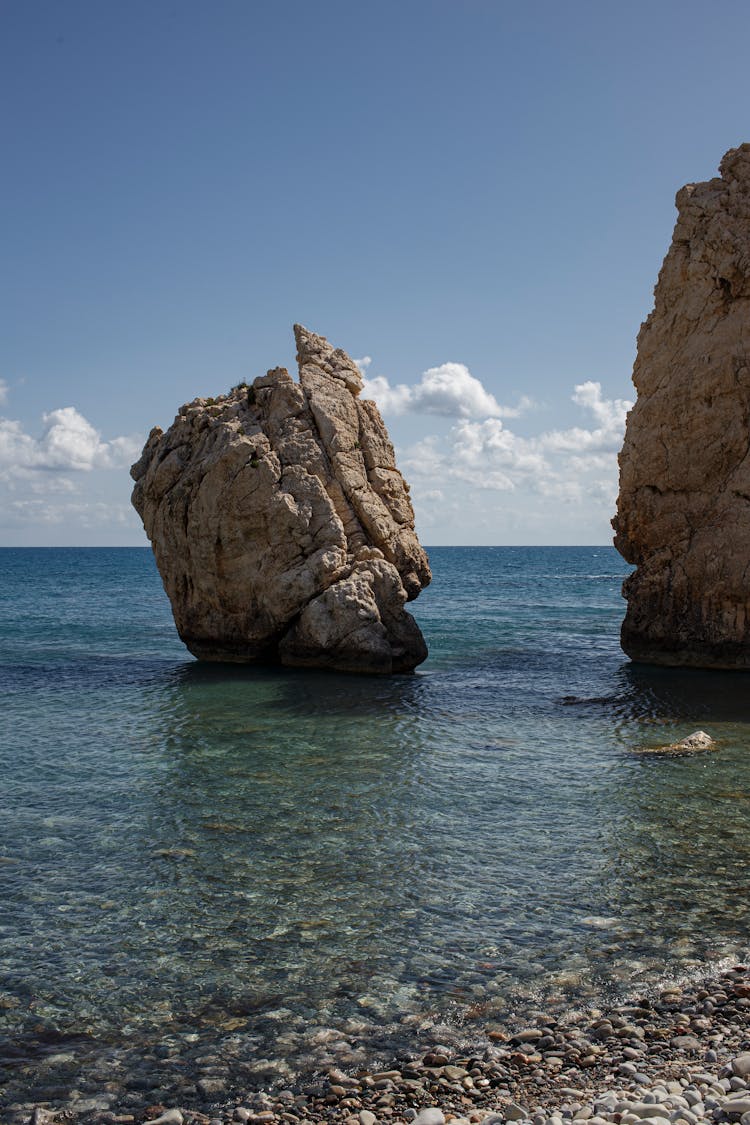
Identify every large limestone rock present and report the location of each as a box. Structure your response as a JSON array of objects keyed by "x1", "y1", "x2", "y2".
[
  {"x1": 613, "y1": 144, "x2": 750, "y2": 667},
  {"x1": 131, "y1": 325, "x2": 431, "y2": 673}
]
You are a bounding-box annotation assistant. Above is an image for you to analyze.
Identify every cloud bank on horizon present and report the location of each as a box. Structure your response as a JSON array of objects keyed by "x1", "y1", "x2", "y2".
[{"x1": 0, "y1": 360, "x2": 632, "y2": 545}]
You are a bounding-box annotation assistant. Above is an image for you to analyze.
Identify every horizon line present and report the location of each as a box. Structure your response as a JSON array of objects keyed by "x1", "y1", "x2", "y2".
[{"x1": 0, "y1": 542, "x2": 620, "y2": 550}]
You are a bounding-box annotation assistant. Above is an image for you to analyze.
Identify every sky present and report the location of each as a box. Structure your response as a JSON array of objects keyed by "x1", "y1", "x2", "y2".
[{"x1": 2, "y1": 0, "x2": 750, "y2": 546}]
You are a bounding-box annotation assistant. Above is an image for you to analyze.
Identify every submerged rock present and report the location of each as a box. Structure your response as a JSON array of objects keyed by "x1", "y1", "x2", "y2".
[
  {"x1": 131, "y1": 325, "x2": 431, "y2": 673},
  {"x1": 613, "y1": 144, "x2": 750, "y2": 667}
]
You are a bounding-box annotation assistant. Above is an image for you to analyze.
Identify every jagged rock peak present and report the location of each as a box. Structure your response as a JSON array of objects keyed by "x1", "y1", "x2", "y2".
[
  {"x1": 613, "y1": 144, "x2": 750, "y2": 667},
  {"x1": 293, "y1": 323, "x2": 364, "y2": 395},
  {"x1": 131, "y1": 325, "x2": 431, "y2": 674}
]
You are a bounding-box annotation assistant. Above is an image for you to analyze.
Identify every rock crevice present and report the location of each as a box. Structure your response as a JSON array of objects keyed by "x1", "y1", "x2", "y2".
[
  {"x1": 132, "y1": 326, "x2": 430, "y2": 673},
  {"x1": 614, "y1": 144, "x2": 750, "y2": 667}
]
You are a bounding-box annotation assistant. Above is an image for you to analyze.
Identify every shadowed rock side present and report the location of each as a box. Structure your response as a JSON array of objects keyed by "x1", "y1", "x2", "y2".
[
  {"x1": 613, "y1": 144, "x2": 750, "y2": 667},
  {"x1": 131, "y1": 326, "x2": 431, "y2": 673}
]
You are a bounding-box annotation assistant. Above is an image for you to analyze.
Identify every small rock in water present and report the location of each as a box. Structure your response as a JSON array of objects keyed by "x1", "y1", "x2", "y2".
[
  {"x1": 675, "y1": 730, "x2": 716, "y2": 751},
  {"x1": 637, "y1": 731, "x2": 716, "y2": 756}
]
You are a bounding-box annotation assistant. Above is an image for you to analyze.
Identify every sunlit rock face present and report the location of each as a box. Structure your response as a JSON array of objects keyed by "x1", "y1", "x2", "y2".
[
  {"x1": 614, "y1": 145, "x2": 750, "y2": 667},
  {"x1": 131, "y1": 325, "x2": 431, "y2": 673}
]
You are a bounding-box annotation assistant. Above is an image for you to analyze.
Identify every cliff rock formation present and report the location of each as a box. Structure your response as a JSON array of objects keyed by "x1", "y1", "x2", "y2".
[
  {"x1": 613, "y1": 144, "x2": 750, "y2": 667},
  {"x1": 131, "y1": 325, "x2": 431, "y2": 673}
]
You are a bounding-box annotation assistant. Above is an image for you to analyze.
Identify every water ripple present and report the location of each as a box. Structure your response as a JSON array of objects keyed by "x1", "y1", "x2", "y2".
[{"x1": 1, "y1": 546, "x2": 749, "y2": 1104}]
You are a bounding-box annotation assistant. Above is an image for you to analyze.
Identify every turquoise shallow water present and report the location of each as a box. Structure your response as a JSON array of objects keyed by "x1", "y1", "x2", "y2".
[{"x1": 1, "y1": 546, "x2": 750, "y2": 1107}]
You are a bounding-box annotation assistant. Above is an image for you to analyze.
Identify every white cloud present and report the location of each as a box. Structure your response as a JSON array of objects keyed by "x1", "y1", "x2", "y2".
[
  {"x1": 361, "y1": 361, "x2": 531, "y2": 420},
  {"x1": 361, "y1": 373, "x2": 414, "y2": 415},
  {"x1": 41, "y1": 407, "x2": 118, "y2": 470},
  {"x1": 572, "y1": 380, "x2": 631, "y2": 427},
  {"x1": 401, "y1": 378, "x2": 632, "y2": 513},
  {"x1": 0, "y1": 418, "x2": 37, "y2": 469},
  {"x1": 405, "y1": 417, "x2": 549, "y2": 495},
  {"x1": 453, "y1": 418, "x2": 546, "y2": 476},
  {"x1": 411, "y1": 363, "x2": 506, "y2": 418},
  {"x1": 0, "y1": 406, "x2": 141, "y2": 476},
  {"x1": 0, "y1": 379, "x2": 8, "y2": 406},
  {"x1": 0, "y1": 401, "x2": 145, "y2": 542},
  {"x1": 541, "y1": 381, "x2": 631, "y2": 454}
]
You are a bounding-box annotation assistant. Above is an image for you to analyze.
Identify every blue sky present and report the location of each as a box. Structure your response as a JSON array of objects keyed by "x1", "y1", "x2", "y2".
[{"x1": 2, "y1": 0, "x2": 750, "y2": 545}]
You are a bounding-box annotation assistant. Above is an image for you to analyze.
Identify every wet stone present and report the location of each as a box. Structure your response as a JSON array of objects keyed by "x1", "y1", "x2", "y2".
[{"x1": 197, "y1": 1076, "x2": 228, "y2": 1098}]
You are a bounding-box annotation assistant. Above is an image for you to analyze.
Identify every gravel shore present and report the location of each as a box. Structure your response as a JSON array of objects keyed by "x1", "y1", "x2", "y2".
[{"x1": 11, "y1": 962, "x2": 750, "y2": 1125}]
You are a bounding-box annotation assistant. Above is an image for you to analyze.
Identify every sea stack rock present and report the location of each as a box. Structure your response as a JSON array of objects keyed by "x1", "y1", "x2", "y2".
[
  {"x1": 613, "y1": 144, "x2": 750, "y2": 667},
  {"x1": 131, "y1": 325, "x2": 431, "y2": 673}
]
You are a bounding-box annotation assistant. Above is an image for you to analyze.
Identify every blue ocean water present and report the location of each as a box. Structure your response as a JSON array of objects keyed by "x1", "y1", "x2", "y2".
[{"x1": 1, "y1": 546, "x2": 750, "y2": 1107}]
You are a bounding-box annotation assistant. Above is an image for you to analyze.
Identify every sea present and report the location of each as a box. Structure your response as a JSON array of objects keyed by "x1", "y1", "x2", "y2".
[{"x1": 2, "y1": 545, "x2": 750, "y2": 1111}]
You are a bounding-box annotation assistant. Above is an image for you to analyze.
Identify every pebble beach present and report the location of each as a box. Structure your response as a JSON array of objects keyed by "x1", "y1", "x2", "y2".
[{"x1": 12, "y1": 962, "x2": 750, "y2": 1125}]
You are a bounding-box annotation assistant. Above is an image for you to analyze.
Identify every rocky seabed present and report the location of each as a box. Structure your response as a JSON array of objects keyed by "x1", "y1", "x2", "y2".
[{"x1": 11, "y1": 963, "x2": 750, "y2": 1125}]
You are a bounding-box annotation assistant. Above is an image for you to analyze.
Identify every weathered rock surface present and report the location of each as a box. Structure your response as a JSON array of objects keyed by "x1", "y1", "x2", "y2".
[
  {"x1": 613, "y1": 144, "x2": 750, "y2": 667},
  {"x1": 131, "y1": 325, "x2": 431, "y2": 673}
]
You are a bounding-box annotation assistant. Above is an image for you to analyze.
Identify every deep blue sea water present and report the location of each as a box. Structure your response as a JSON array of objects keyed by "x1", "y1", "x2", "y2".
[{"x1": 2, "y1": 546, "x2": 750, "y2": 1109}]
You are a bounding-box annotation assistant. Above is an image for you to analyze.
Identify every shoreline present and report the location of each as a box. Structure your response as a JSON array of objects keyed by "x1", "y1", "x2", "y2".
[{"x1": 9, "y1": 959, "x2": 750, "y2": 1125}]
